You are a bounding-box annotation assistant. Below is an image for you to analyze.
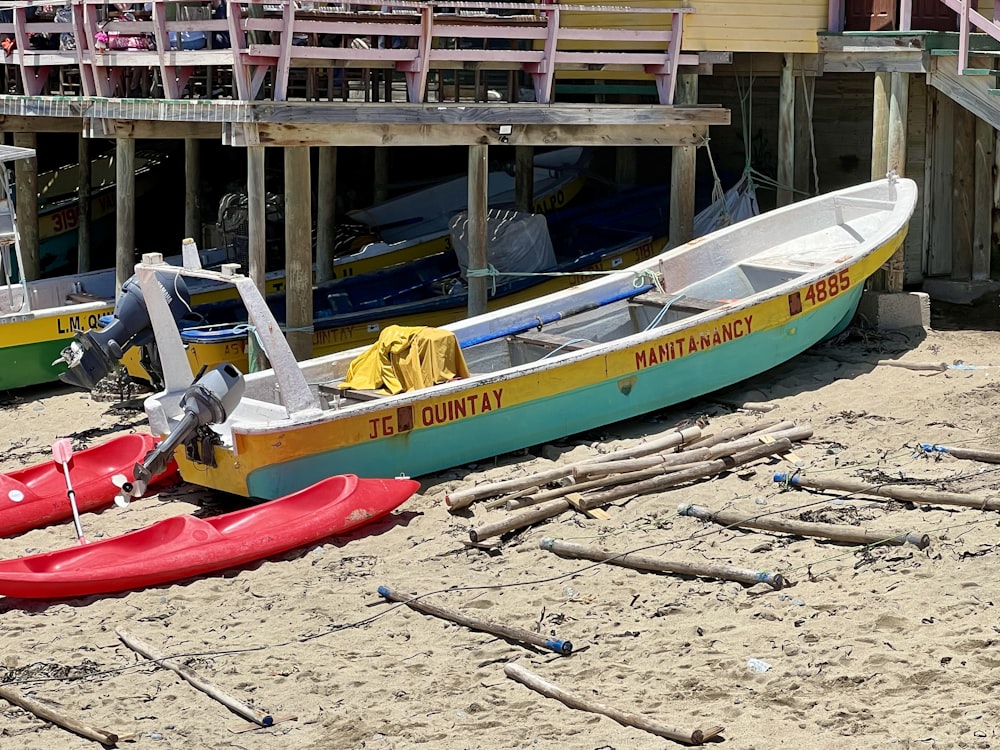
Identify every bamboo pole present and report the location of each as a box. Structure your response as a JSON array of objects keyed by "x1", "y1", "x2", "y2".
[
  {"x1": 116, "y1": 628, "x2": 274, "y2": 727},
  {"x1": 774, "y1": 472, "x2": 1000, "y2": 510},
  {"x1": 445, "y1": 426, "x2": 703, "y2": 511},
  {"x1": 469, "y1": 440, "x2": 791, "y2": 543},
  {"x1": 678, "y1": 504, "x2": 930, "y2": 549},
  {"x1": 504, "y1": 663, "x2": 723, "y2": 746},
  {"x1": 682, "y1": 419, "x2": 789, "y2": 450},
  {"x1": 539, "y1": 537, "x2": 788, "y2": 589},
  {"x1": 575, "y1": 425, "x2": 812, "y2": 479},
  {"x1": 377, "y1": 586, "x2": 572, "y2": 655},
  {"x1": 0, "y1": 684, "x2": 118, "y2": 746},
  {"x1": 919, "y1": 443, "x2": 1000, "y2": 465}
]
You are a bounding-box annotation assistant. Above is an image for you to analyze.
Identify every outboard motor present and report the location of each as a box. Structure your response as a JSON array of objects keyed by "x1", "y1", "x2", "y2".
[
  {"x1": 118, "y1": 363, "x2": 245, "y2": 500},
  {"x1": 57, "y1": 271, "x2": 194, "y2": 390}
]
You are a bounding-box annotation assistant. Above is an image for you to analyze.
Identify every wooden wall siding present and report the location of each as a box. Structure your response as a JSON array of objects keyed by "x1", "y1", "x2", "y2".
[{"x1": 680, "y1": 0, "x2": 828, "y2": 53}]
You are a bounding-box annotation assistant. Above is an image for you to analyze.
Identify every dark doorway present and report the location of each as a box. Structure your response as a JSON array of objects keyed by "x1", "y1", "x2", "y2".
[
  {"x1": 909, "y1": 0, "x2": 965, "y2": 31},
  {"x1": 845, "y1": 0, "x2": 897, "y2": 31}
]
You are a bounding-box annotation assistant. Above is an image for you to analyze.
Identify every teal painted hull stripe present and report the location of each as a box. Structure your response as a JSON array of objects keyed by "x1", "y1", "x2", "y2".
[{"x1": 246, "y1": 291, "x2": 861, "y2": 499}]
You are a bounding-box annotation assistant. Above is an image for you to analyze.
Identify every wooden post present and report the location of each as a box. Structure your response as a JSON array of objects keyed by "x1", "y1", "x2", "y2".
[
  {"x1": 373, "y1": 147, "x2": 389, "y2": 204},
  {"x1": 514, "y1": 145, "x2": 533, "y2": 213},
  {"x1": 669, "y1": 73, "x2": 697, "y2": 247},
  {"x1": 115, "y1": 137, "x2": 136, "y2": 294},
  {"x1": 184, "y1": 138, "x2": 200, "y2": 243},
  {"x1": 76, "y1": 134, "x2": 91, "y2": 273},
  {"x1": 316, "y1": 145, "x2": 338, "y2": 284},
  {"x1": 615, "y1": 146, "x2": 638, "y2": 188},
  {"x1": 828, "y1": 0, "x2": 844, "y2": 32},
  {"x1": 883, "y1": 70, "x2": 910, "y2": 291},
  {"x1": 247, "y1": 145, "x2": 269, "y2": 371},
  {"x1": 776, "y1": 53, "x2": 795, "y2": 208},
  {"x1": 12, "y1": 132, "x2": 38, "y2": 281},
  {"x1": 284, "y1": 146, "x2": 313, "y2": 360},
  {"x1": 926, "y1": 88, "x2": 955, "y2": 277},
  {"x1": 973, "y1": 117, "x2": 993, "y2": 281},
  {"x1": 793, "y1": 71, "x2": 815, "y2": 198},
  {"x1": 467, "y1": 143, "x2": 488, "y2": 317},
  {"x1": 871, "y1": 72, "x2": 889, "y2": 180},
  {"x1": 952, "y1": 106, "x2": 975, "y2": 281}
]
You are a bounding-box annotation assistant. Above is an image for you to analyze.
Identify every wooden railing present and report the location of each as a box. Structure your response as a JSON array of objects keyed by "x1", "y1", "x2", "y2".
[
  {"x1": 828, "y1": 0, "x2": 1000, "y2": 76},
  {"x1": 0, "y1": 0, "x2": 695, "y2": 104}
]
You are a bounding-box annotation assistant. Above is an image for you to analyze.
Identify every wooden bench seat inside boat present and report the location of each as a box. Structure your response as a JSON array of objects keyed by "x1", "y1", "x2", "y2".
[
  {"x1": 510, "y1": 331, "x2": 597, "y2": 352},
  {"x1": 630, "y1": 291, "x2": 722, "y2": 314},
  {"x1": 318, "y1": 383, "x2": 386, "y2": 402}
]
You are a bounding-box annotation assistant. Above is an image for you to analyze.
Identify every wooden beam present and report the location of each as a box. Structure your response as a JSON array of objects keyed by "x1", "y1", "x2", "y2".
[
  {"x1": 668, "y1": 73, "x2": 698, "y2": 247},
  {"x1": 115, "y1": 137, "x2": 135, "y2": 295},
  {"x1": 373, "y1": 148, "x2": 389, "y2": 204},
  {"x1": 242, "y1": 123, "x2": 711, "y2": 148},
  {"x1": 926, "y1": 87, "x2": 954, "y2": 277},
  {"x1": 467, "y1": 143, "x2": 488, "y2": 317},
  {"x1": 888, "y1": 72, "x2": 909, "y2": 175},
  {"x1": 776, "y1": 53, "x2": 794, "y2": 208},
  {"x1": 12, "y1": 132, "x2": 38, "y2": 281},
  {"x1": 793, "y1": 71, "x2": 815, "y2": 197},
  {"x1": 284, "y1": 146, "x2": 313, "y2": 360},
  {"x1": 952, "y1": 106, "x2": 975, "y2": 281},
  {"x1": 514, "y1": 145, "x2": 533, "y2": 213},
  {"x1": 973, "y1": 116, "x2": 993, "y2": 281}
]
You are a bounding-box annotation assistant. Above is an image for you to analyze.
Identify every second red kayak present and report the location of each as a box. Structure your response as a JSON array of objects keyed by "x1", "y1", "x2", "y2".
[
  {"x1": 0, "y1": 433, "x2": 178, "y2": 537},
  {"x1": 0, "y1": 474, "x2": 419, "y2": 599}
]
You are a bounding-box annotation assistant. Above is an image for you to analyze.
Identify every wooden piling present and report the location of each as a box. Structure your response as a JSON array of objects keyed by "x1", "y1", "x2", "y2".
[
  {"x1": 378, "y1": 586, "x2": 572, "y2": 654},
  {"x1": 504, "y1": 663, "x2": 723, "y2": 745},
  {"x1": 539, "y1": 537, "x2": 788, "y2": 589},
  {"x1": 115, "y1": 137, "x2": 135, "y2": 295},
  {"x1": 775, "y1": 472, "x2": 1000, "y2": 510}
]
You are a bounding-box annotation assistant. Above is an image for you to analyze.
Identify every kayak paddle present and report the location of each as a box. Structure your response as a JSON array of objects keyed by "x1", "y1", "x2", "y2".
[{"x1": 51, "y1": 438, "x2": 86, "y2": 545}]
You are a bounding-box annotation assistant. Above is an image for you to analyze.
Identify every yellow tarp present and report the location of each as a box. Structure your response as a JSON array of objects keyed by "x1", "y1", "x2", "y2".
[{"x1": 339, "y1": 325, "x2": 470, "y2": 395}]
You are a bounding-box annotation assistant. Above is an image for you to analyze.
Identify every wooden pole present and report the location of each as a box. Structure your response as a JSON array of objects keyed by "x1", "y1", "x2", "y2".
[
  {"x1": 669, "y1": 74, "x2": 698, "y2": 247},
  {"x1": 952, "y1": 106, "x2": 975, "y2": 282},
  {"x1": 973, "y1": 116, "x2": 993, "y2": 282},
  {"x1": 76, "y1": 134, "x2": 91, "y2": 273},
  {"x1": 247, "y1": 145, "x2": 269, "y2": 372},
  {"x1": 775, "y1": 472, "x2": 1000, "y2": 510},
  {"x1": 679, "y1": 503, "x2": 930, "y2": 549},
  {"x1": 444, "y1": 426, "x2": 703, "y2": 510},
  {"x1": 504, "y1": 663, "x2": 723, "y2": 745},
  {"x1": 871, "y1": 72, "x2": 890, "y2": 181},
  {"x1": 539, "y1": 537, "x2": 787, "y2": 589},
  {"x1": 373, "y1": 147, "x2": 389, "y2": 204},
  {"x1": 315, "y1": 145, "x2": 338, "y2": 284},
  {"x1": 888, "y1": 72, "x2": 909, "y2": 176},
  {"x1": 184, "y1": 138, "x2": 201, "y2": 244},
  {"x1": 793, "y1": 73, "x2": 814, "y2": 198},
  {"x1": 467, "y1": 143, "x2": 489, "y2": 317},
  {"x1": 0, "y1": 684, "x2": 118, "y2": 746},
  {"x1": 115, "y1": 136, "x2": 136, "y2": 295},
  {"x1": 615, "y1": 146, "x2": 638, "y2": 189},
  {"x1": 284, "y1": 146, "x2": 313, "y2": 360},
  {"x1": 922, "y1": 442, "x2": 1000, "y2": 465},
  {"x1": 776, "y1": 53, "x2": 795, "y2": 208},
  {"x1": 378, "y1": 586, "x2": 572, "y2": 654},
  {"x1": 468, "y1": 440, "x2": 791, "y2": 542},
  {"x1": 117, "y1": 628, "x2": 274, "y2": 727},
  {"x1": 12, "y1": 132, "x2": 38, "y2": 281},
  {"x1": 514, "y1": 145, "x2": 533, "y2": 213}
]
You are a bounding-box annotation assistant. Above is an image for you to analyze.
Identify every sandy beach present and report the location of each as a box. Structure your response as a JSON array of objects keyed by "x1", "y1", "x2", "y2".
[{"x1": 2, "y1": 320, "x2": 1000, "y2": 749}]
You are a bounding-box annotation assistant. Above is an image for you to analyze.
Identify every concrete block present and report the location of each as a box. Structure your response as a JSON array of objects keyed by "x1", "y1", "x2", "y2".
[{"x1": 856, "y1": 290, "x2": 930, "y2": 331}]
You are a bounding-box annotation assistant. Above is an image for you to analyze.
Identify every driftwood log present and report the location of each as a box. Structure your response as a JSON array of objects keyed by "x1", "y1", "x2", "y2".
[
  {"x1": 678, "y1": 503, "x2": 930, "y2": 549},
  {"x1": 539, "y1": 537, "x2": 788, "y2": 588},
  {"x1": 469, "y1": 440, "x2": 792, "y2": 543},
  {"x1": 504, "y1": 662, "x2": 724, "y2": 745},
  {"x1": 116, "y1": 628, "x2": 274, "y2": 727},
  {"x1": 377, "y1": 585, "x2": 572, "y2": 654},
  {"x1": 920, "y1": 443, "x2": 1000, "y2": 465},
  {"x1": 0, "y1": 684, "x2": 118, "y2": 746},
  {"x1": 444, "y1": 426, "x2": 703, "y2": 511},
  {"x1": 774, "y1": 473, "x2": 1000, "y2": 511}
]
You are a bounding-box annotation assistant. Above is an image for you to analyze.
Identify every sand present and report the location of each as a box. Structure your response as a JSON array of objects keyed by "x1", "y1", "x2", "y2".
[{"x1": 2, "y1": 324, "x2": 1000, "y2": 749}]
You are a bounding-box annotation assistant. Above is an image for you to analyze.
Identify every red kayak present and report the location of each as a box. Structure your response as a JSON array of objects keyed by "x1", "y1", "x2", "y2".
[
  {"x1": 0, "y1": 474, "x2": 419, "y2": 598},
  {"x1": 0, "y1": 433, "x2": 178, "y2": 537}
]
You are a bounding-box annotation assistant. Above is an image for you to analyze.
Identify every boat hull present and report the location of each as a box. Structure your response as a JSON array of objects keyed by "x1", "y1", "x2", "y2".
[
  {"x1": 0, "y1": 433, "x2": 178, "y2": 537},
  {"x1": 180, "y1": 227, "x2": 904, "y2": 500},
  {"x1": 0, "y1": 474, "x2": 419, "y2": 599}
]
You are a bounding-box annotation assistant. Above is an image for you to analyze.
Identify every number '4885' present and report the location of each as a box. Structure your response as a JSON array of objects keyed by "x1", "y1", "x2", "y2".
[{"x1": 804, "y1": 270, "x2": 851, "y2": 306}]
